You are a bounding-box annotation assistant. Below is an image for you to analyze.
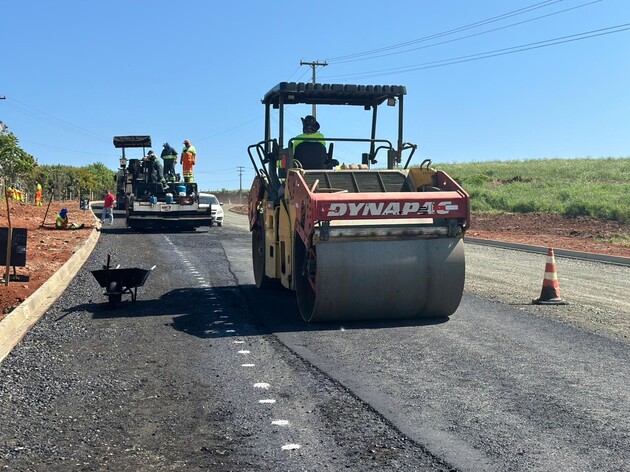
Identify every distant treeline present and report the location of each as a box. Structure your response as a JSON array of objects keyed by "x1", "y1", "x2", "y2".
[
  {"x1": 435, "y1": 157, "x2": 630, "y2": 223},
  {"x1": 5, "y1": 163, "x2": 115, "y2": 202}
]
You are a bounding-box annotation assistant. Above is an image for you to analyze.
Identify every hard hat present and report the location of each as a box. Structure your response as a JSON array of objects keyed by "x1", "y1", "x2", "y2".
[
  {"x1": 301, "y1": 115, "x2": 320, "y2": 133},
  {"x1": 60, "y1": 208, "x2": 68, "y2": 217}
]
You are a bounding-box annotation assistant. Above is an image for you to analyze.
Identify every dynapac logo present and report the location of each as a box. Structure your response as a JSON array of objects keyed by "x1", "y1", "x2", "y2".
[{"x1": 324, "y1": 201, "x2": 459, "y2": 217}]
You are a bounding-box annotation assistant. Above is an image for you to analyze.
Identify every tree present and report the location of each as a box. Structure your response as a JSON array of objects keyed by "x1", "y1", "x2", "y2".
[
  {"x1": 83, "y1": 162, "x2": 116, "y2": 196},
  {"x1": 0, "y1": 127, "x2": 36, "y2": 182}
]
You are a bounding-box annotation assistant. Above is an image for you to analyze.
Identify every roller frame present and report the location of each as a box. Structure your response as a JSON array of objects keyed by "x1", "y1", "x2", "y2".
[{"x1": 247, "y1": 81, "x2": 472, "y2": 323}]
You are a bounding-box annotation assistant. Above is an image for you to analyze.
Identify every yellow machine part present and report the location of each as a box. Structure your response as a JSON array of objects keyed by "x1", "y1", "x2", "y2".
[
  {"x1": 407, "y1": 166, "x2": 438, "y2": 189},
  {"x1": 257, "y1": 193, "x2": 296, "y2": 290},
  {"x1": 277, "y1": 199, "x2": 295, "y2": 289}
]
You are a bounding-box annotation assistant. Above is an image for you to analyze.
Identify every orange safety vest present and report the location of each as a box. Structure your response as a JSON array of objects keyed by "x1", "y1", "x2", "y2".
[{"x1": 181, "y1": 151, "x2": 196, "y2": 171}]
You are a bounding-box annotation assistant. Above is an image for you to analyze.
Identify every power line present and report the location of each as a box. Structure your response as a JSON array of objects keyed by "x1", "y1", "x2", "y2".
[
  {"x1": 329, "y1": 0, "x2": 602, "y2": 65},
  {"x1": 19, "y1": 140, "x2": 111, "y2": 157},
  {"x1": 325, "y1": 0, "x2": 565, "y2": 62},
  {"x1": 3, "y1": 97, "x2": 109, "y2": 142},
  {"x1": 285, "y1": 64, "x2": 304, "y2": 82},
  {"x1": 196, "y1": 116, "x2": 263, "y2": 142},
  {"x1": 323, "y1": 22, "x2": 630, "y2": 80}
]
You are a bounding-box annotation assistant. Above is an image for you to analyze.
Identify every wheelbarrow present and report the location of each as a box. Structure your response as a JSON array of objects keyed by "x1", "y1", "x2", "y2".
[{"x1": 91, "y1": 255, "x2": 155, "y2": 308}]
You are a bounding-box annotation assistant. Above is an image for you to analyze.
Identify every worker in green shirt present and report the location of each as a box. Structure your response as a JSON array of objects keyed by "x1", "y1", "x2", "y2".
[{"x1": 292, "y1": 115, "x2": 326, "y2": 151}]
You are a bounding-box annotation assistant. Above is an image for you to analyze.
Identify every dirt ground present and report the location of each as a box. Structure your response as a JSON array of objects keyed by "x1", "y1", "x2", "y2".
[
  {"x1": 0, "y1": 203, "x2": 628, "y2": 321},
  {"x1": 470, "y1": 212, "x2": 630, "y2": 258},
  {"x1": 0, "y1": 200, "x2": 98, "y2": 320}
]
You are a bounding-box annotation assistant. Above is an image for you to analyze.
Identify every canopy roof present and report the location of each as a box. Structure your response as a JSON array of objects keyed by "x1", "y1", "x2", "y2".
[
  {"x1": 262, "y1": 82, "x2": 406, "y2": 108},
  {"x1": 113, "y1": 136, "x2": 152, "y2": 148}
]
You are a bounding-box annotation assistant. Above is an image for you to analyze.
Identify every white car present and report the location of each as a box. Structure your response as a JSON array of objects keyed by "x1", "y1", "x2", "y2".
[{"x1": 198, "y1": 193, "x2": 224, "y2": 226}]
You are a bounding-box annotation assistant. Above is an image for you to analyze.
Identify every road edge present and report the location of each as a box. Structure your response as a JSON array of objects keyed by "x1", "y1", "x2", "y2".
[{"x1": 0, "y1": 217, "x2": 102, "y2": 364}]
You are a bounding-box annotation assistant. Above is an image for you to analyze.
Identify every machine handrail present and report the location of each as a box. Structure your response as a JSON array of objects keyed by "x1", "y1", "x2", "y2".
[
  {"x1": 402, "y1": 142, "x2": 418, "y2": 169},
  {"x1": 248, "y1": 140, "x2": 278, "y2": 193}
]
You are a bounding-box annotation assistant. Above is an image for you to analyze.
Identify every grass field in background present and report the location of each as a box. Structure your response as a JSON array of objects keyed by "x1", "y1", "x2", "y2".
[{"x1": 433, "y1": 157, "x2": 630, "y2": 224}]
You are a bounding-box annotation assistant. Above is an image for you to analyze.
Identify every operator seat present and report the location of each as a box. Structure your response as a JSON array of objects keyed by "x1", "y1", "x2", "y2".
[{"x1": 294, "y1": 141, "x2": 327, "y2": 170}]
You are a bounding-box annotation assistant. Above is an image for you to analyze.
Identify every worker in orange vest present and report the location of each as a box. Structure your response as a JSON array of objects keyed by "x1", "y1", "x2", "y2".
[
  {"x1": 180, "y1": 139, "x2": 196, "y2": 183},
  {"x1": 35, "y1": 181, "x2": 43, "y2": 206}
]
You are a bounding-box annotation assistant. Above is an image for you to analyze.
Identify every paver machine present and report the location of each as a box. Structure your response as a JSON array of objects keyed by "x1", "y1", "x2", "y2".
[
  {"x1": 114, "y1": 135, "x2": 211, "y2": 231},
  {"x1": 247, "y1": 82, "x2": 470, "y2": 322}
]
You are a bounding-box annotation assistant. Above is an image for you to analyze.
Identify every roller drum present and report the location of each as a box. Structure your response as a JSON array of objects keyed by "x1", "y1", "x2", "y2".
[{"x1": 295, "y1": 237, "x2": 465, "y2": 323}]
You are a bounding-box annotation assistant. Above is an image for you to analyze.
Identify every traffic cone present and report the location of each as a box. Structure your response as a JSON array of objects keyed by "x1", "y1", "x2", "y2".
[{"x1": 532, "y1": 248, "x2": 568, "y2": 305}]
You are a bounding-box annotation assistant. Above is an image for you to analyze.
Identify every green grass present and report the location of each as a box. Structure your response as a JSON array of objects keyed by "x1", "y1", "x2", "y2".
[{"x1": 429, "y1": 157, "x2": 630, "y2": 223}]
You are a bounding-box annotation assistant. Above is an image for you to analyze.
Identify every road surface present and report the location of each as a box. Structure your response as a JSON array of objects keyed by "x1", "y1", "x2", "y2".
[{"x1": 0, "y1": 206, "x2": 627, "y2": 471}]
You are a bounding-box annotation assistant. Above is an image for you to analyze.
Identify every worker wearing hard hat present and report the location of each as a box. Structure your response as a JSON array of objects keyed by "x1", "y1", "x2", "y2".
[
  {"x1": 180, "y1": 139, "x2": 196, "y2": 183},
  {"x1": 55, "y1": 208, "x2": 84, "y2": 229},
  {"x1": 35, "y1": 181, "x2": 43, "y2": 206},
  {"x1": 292, "y1": 115, "x2": 326, "y2": 151}
]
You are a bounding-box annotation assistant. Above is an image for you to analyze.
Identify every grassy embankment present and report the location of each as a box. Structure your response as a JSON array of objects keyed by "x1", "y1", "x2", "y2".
[{"x1": 436, "y1": 157, "x2": 630, "y2": 245}]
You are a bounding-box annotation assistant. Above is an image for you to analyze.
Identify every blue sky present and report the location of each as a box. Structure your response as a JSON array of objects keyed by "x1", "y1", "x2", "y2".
[{"x1": 1, "y1": 0, "x2": 629, "y2": 191}]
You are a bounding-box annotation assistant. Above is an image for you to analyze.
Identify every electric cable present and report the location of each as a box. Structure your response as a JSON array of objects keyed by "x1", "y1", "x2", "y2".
[
  {"x1": 326, "y1": 0, "x2": 566, "y2": 62},
  {"x1": 3, "y1": 98, "x2": 110, "y2": 142},
  {"x1": 330, "y1": 0, "x2": 602, "y2": 65},
  {"x1": 323, "y1": 22, "x2": 630, "y2": 80}
]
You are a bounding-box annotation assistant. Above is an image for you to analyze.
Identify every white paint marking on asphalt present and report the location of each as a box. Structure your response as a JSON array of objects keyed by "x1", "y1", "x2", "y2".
[
  {"x1": 272, "y1": 420, "x2": 290, "y2": 426},
  {"x1": 259, "y1": 399, "x2": 276, "y2": 404},
  {"x1": 253, "y1": 382, "x2": 270, "y2": 389},
  {"x1": 233, "y1": 340, "x2": 245, "y2": 344},
  {"x1": 220, "y1": 315, "x2": 229, "y2": 319},
  {"x1": 238, "y1": 350, "x2": 250, "y2": 354},
  {"x1": 225, "y1": 329, "x2": 236, "y2": 333},
  {"x1": 281, "y1": 444, "x2": 301, "y2": 451},
  {"x1": 241, "y1": 364, "x2": 255, "y2": 367}
]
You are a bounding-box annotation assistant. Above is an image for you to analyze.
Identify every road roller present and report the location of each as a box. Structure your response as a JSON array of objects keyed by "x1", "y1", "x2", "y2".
[{"x1": 247, "y1": 82, "x2": 470, "y2": 322}]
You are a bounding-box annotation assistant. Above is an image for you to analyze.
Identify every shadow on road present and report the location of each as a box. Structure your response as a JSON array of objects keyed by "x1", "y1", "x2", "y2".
[{"x1": 62, "y1": 284, "x2": 449, "y2": 339}]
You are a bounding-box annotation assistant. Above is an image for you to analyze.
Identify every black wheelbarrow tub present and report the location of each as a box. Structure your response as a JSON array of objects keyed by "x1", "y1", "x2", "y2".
[
  {"x1": 91, "y1": 268, "x2": 151, "y2": 290},
  {"x1": 91, "y1": 267, "x2": 153, "y2": 306}
]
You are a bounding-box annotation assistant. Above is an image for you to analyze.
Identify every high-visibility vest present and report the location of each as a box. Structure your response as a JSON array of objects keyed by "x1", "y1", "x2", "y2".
[{"x1": 181, "y1": 147, "x2": 196, "y2": 170}]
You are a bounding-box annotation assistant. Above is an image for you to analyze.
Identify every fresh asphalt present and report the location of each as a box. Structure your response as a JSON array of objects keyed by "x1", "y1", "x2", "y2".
[{"x1": 0, "y1": 206, "x2": 627, "y2": 471}]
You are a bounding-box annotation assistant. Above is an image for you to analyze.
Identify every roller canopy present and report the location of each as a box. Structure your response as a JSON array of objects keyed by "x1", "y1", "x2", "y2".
[{"x1": 263, "y1": 82, "x2": 407, "y2": 107}]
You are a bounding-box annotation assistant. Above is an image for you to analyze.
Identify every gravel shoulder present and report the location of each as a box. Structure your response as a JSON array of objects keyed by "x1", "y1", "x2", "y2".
[{"x1": 464, "y1": 243, "x2": 630, "y2": 343}]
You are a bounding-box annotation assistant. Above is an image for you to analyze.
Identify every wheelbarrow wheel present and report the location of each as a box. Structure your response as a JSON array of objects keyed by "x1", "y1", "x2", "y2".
[{"x1": 107, "y1": 281, "x2": 122, "y2": 308}]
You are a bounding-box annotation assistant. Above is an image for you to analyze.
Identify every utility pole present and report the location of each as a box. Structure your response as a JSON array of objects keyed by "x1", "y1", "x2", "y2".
[
  {"x1": 300, "y1": 60, "x2": 327, "y2": 118},
  {"x1": 0, "y1": 96, "x2": 6, "y2": 134},
  {"x1": 237, "y1": 166, "x2": 245, "y2": 203}
]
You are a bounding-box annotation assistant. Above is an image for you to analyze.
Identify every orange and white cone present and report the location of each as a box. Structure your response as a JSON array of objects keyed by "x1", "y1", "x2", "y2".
[{"x1": 532, "y1": 248, "x2": 568, "y2": 305}]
